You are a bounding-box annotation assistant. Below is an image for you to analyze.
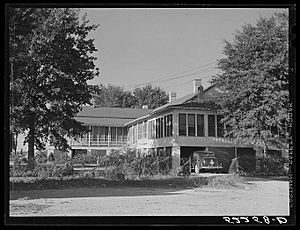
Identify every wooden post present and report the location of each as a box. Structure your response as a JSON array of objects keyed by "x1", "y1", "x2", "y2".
[
  {"x1": 88, "y1": 126, "x2": 91, "y2": 147},
  {"x1": 234, "y1": 146, "x2": 238, "y2": 158},
  {"x1": 108, "y1": 126, "x2": 111, "y2": 147}
]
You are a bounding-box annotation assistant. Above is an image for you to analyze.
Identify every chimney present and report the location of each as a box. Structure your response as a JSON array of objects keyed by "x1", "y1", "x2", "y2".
[
  {"x1": 193, "y1": 79, "x2": 204, "y2": 102},
  {"x1": 169, "y1": 92, "x2": 176, "y2": 103},
  {"x1": 193, "y1": 78, "x2": 202, "y2": 93}
]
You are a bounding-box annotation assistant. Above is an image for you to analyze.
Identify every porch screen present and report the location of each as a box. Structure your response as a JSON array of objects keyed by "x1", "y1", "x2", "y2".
[
  {"x1": 111, "y1": 127, "x2": 117, "y2": 141},
  {"x1": 179, "y1": 113, "x2": 187, "y2": 136},
  {"x1": 217, "y1": 115, "x2": 224, "y2": 137},
  {"x1": 188, "y1": 114, "x2": 195, "y2": 136},
  {"x1": 208, "y1": 115, "x2": 216, "y2": 137},
  {"x1": 197, "y1": 114, "x2": 205, "y2": 137},
  {"x1": 99, "y1": 126, "x2": 109, "y2": 141},
  {"x1": 117, "y1": 127, "x2": 123, "y2": 141},
  {"x1": 92, "y1": 126, "x2": 99, "y2": 139},
  {"x1": 164, "y1": 114, "x2": 173, "y2": 137}
]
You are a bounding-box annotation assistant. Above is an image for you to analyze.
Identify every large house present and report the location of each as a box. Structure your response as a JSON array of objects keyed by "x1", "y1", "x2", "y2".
[{"x1": 69, "y1": 79, "x2": 285, "y2": 172}]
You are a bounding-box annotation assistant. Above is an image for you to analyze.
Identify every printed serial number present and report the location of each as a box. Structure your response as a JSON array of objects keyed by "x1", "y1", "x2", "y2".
[{"x1": 223, "y1": 216, "x2": 287, "y2": 224}]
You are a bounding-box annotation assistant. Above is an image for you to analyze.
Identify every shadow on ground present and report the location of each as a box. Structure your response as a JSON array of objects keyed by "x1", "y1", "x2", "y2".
[
  {"x1": 10, "y1": 186, "x2": 186, "y2": 200},
  {"x1": 243, "y1": 176, "x2": 289, "y2": 182}
]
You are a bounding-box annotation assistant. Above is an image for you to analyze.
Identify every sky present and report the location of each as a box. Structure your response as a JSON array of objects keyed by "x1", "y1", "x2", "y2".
[
  {"x1": 15, "y1": 7, "x2": 288, "y2": 152},
  {"x1": 81, "y1": 7, "x2": 287, "y2": 98}
]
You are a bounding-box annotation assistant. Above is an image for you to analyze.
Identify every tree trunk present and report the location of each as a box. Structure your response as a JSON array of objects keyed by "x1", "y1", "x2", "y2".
[
  {"x1": 27, "y1": 125, "x2": 35, "y2": 170},
  {"x1": 263, "y1": 141, "x2": 268, "y2": 157},
  {"x1": 14, "y1": 132, "x2": 18, "y2": 155}
]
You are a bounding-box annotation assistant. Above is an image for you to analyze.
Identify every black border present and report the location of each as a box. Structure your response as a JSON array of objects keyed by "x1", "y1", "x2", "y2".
[{"x1": 3, "y1": 3, "x2": 296, "y2": 226}]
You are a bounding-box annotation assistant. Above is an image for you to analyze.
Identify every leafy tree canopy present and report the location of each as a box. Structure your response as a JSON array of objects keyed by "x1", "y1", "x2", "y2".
[
  {"x1": 91, "y1": 84, "x2": 135, "y2": 108},
  {"x1": 132, "y1": 85, "x2": 169, "y2": 109},
  {"x1": 91, "y1": 84, "x2": 168, "y2": 109},
  {"x1": 9, "y1": 8, "x2": 99, "y2": 167},
  {"x1": 211, "y1": 12, "x2": 290, "y2": 152}
]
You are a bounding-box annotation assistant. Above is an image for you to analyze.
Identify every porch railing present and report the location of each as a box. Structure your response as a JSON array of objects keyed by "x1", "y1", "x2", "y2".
[{"x1": 70, "y1": 137, "x2": 127, "y2": 147}]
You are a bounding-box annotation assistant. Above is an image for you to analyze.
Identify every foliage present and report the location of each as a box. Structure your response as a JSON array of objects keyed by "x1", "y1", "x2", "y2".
[
  {"x1": 100, "y1": 148, "x2": 172, "y2": 180},
  {"x1": 255, "y1": 155, "x2": 288, "y2": 176},
  {"x1": 9, "y1": 8, "x2": 99, "y2": 168},
  {"x1": 10, "y1": 150, "x2": 73, "y2": 179},
  {"x1": 92, "y1": 84, "x2": 135, "y2": 108},
  {"x1": 132, "y1": 85, "x2": 169, "y2": 109},
  {"x1": 211, "y1": 12, "x2": 290, "y2": 153},
  {"x1": 91, "y1": 84, "x2": 169, "y2": 109},
  {"x1": 238, "y1": 154, "x2": 256, "y2": 173},
  {"x1": 72, "y1": 153, "x2": 98, "y2": 165}
]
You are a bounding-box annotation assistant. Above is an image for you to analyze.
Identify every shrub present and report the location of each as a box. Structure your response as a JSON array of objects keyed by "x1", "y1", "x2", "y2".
[
  {"x1": 207, "y1": 174, "x2": 245, "y2": 187},
  {"x1": 72, "y1": 153, "x2": 97, "y2": 165},
  {"x1": 255, "y1": 155, "x2": 288, "y2": 176},
  {"x1": 98, "y1": 148, "x2": 174, "y2": 180}
]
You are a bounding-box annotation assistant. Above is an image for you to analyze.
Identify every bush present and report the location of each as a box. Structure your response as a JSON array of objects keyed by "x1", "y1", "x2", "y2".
[
  {"x1": 99, "y1": 148, "x2": 173, "y2": 180},
  {"x1": 10, "y1": 151, "x2": 74, "y2": 179},
  {"x1": 255, "y1": 155, "x2": 288, "y2": 176},
  {"x1": 72, "y1": 153, "x2": 97, "y2": 165}
]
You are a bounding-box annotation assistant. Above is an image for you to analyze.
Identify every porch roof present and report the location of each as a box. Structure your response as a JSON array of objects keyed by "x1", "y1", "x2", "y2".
[{"x1": 75, "y1": 106, "x2": 153, "y2": 126}]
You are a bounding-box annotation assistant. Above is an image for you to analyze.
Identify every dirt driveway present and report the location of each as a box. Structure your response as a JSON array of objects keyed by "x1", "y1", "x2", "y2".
[{"x1": 9, "y1": 177, "x2": 289, "y2": 216}]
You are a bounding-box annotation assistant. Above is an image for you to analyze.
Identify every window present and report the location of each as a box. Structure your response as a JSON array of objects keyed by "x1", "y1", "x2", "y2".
[
  {"x1": 179, "y1": 113, "x2": 187, "y2": 136},
  {"x1": 99, "y1": 126, "x2": 109, "y2": 141},
  {"x1": 111, "y1": 127, "x2": 116, "y2": 141},
  {"x1": 156, "y1": 118, "x2": 160, "y2": 138},
  {"x1": 149, "y1": 120, "x2": 156, "y2": 139},
  {"x1": 208, "y1": 115, "x2": 216, "y2": 137},
  {"x1": 164, "y1": 114, "x2": 173, "y2": 137},
  {"x1": 132, "y1": 125, "x2": 137, "y2": 142},
  {"x1": 155, "y1": 117, "x2": 164, "y2": 138},
  {"x1": 197, "y1": 114, "x2": 205, "y2": 137},
  {"x1": 188, "y1": 114, "x2": 195, "y2": 136},
  {"x1": 123, "y1": 128, "x2": 128, "y2": 140},
  {"x1": 117, "y1": 127, "x2": 123, "y2": 141},
  {"x1": 148, "y1": 120, "x2": 155, "y2": 139},
  {"x1": 143, "y1": 121, "x2": 147, "y2": 139},
  {"x1": 160, "y1": 117, "x2": 164, "y2": 137},
  {"x1": 217, "y1": 115, "x2": 224, "y2": 137},
  {"x1": 164, "y1": 116, "x2": 167, "y2": 137},
  {"x1": 92, "y1": 126, "x2": 99, "y2": 139}
]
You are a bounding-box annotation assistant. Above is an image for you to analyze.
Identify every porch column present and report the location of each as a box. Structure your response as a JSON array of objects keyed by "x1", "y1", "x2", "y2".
[
  {"x1": 234, "y1": 146, "x2": 238, "y2": 158},
  {"x1": 108, "y1": 126, "x2": 111, "y2": 147},
  {"x1": 172, "y1": 145, "x2": 181, "y2": 171},
  {"x1": 88, "y1": 126, "x2": 91, "y2": 147}
]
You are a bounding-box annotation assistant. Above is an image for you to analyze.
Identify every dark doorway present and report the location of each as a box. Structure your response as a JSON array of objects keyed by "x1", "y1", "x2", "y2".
[
  {"x1": 180, "y1": 146, "x2": 206, "y2": 173},
  {"x1": 72, "y1": 149, "x2": 87, "y2": 158},
  {"x1": 237, "y1": 147, "x2": 256, "y2": 172}
]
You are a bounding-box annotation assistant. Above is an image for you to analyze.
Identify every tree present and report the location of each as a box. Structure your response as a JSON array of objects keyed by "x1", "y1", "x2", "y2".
[
  {"x1": 92, "y1": 84, "x2": 169, "y2": 109},
  {"x1": 211, "y1": 12, "x2": 290, "y2": 155},
  {"x1": 92, "y1": 84, "x2": 135, "y2": 108},
  {"x1": 9, "y1": 8, "x2": 99, "y2": 169},
  {"x1": 132, "y1": 84, "x2": 169, "y2": 109}
]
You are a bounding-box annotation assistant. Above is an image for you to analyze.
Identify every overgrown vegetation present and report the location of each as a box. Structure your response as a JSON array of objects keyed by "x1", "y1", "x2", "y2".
[
  {"x1": 255, "y1": 155, "x2": 288, "y2": 176},
  {"x1": 10, "y1": 147, "x2": 288, "y2": 186}
]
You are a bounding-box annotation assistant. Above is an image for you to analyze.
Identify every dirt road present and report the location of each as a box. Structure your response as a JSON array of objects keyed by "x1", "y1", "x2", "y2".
[{"x1": 9, "y1": 178, "x2": 289, "y2": 216}]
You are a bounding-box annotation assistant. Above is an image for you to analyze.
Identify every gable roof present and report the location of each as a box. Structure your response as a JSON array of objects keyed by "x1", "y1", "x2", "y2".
[
  {"x1": 150, "y1": 84, "x2": 219, "y2": 114},
  {"x1": 125, "y1": 84, "x2": 220, "y2": 126},
  {"x1": 74, "y1": 106, "x2": 153, "y2": 126}
]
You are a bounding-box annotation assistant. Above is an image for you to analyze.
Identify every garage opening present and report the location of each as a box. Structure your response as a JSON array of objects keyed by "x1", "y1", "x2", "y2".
[{"x1": 180, "y1": 146, "x2": 206, "y2": 173}]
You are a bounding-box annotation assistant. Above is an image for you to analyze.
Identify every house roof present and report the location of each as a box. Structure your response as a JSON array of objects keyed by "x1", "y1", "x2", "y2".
[
  {"x1": 125, "y1": 84, "x2": 220, "y2": 126},
  {"x1": 74, "y1": 106, "x2": 153, "y2": 126},
  {"x1": 151, "y1": 84, "x2": 219, "y2": 114},
  {"x1": 75, "y1": 85, "x2": 220, "y2": 127}
]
